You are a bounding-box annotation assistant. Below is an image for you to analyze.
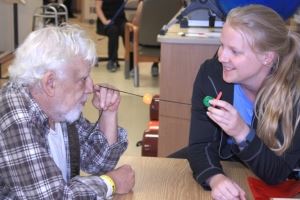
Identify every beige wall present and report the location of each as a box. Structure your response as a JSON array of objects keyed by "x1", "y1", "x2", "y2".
[
  {"x1": 81, "y1": 0, "x2": 96, "y2": 22},
  {"x1": 0, "y1": 0, "x2": 42, "y2": 51}
]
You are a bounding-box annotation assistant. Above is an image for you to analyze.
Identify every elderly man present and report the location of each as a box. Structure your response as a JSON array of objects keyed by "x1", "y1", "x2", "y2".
[{"x1": 0, "y1": 24, "x2": 134, "y2": 199}]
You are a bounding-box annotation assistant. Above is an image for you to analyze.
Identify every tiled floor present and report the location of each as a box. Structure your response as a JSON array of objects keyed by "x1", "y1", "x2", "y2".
[{"x1": 69, "y1": 17, "x2": 160, "y2": 156}]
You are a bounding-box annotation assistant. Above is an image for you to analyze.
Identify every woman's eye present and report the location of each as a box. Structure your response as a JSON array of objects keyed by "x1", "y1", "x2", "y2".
[{"x1": 232, "y1": 49, "x2": 240, "y2": 55}]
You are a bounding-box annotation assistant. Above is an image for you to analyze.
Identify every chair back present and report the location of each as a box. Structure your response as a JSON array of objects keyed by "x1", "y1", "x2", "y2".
[
  {"x1": 125, "y1": 0, "x2": 139, "y2": 21},
  {"x1": 138, "y1": 0, "x2": 181, "y2": 47}
]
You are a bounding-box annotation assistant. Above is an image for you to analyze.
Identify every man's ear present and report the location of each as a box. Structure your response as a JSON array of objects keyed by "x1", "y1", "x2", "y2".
[{"x1": 41, "y1": 71, "x2": 56, "y2": 96}]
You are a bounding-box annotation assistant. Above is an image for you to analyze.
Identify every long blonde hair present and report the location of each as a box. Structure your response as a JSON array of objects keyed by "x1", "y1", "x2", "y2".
[{"x1": 227, "y1": 5, "x2": 300, "y2": 155}]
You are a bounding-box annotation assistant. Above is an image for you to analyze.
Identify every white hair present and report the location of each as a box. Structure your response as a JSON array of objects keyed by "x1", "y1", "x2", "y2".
[{"x1": 9, "y1": 24, "x2": 97, "y2": 85}]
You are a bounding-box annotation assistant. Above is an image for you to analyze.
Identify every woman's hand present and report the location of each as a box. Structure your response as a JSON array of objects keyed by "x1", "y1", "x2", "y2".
[
  {"x1": 103, "y1": 19, "x2": 111, "y2": 25},
  {"x1": 95, "y1": 0, "x2": 112, "y2": 26},
  {"x1": 206, "y1": 99, "x2": 250, "y2": 143},
  {"x1": 209, "y1": 174, "x2": 246, "y2": 200}
]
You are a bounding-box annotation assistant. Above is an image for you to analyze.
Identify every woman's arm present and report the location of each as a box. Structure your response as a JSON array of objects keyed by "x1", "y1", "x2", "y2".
[
  {"x1": 233, "y1": 125, "x2": 300, "y2": 185},
  {"x1": 188, "y1": 58, "x2": 227, "y2": 188},
  {"x1": 95, "y1": 0, "x2": 111, "y2": 25}
]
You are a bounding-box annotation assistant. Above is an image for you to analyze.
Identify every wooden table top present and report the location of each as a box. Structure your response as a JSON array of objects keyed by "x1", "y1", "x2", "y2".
[{"x1": 112, "y1": 156, "x2": 255, "y2": 200}]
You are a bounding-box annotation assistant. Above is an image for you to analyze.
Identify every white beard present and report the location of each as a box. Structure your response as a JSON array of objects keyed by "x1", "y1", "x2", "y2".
[{"x1": 63, "y1": 104, "x2": 82, "y2": 123}]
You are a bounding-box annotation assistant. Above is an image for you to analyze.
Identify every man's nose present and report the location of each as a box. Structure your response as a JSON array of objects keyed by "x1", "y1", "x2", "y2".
[{"x1": 85, "y1": 77, "x2": 94, "y2": 94}]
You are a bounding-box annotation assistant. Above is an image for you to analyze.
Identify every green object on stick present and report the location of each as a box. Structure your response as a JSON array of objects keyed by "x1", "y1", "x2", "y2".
[{"x1": 203, "y1": 96, "x2": 214, "y2": 107}]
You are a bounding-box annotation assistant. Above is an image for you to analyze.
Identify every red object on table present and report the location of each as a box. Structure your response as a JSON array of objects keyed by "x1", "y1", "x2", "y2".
[{"x1": 248, "y1": 177, "x2": 300, "y2": 200}]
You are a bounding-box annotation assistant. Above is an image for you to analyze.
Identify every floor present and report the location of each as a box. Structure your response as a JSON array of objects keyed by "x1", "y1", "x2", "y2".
[{"x1": 71, "y1": 17, "x2": 160, "y2": 156}]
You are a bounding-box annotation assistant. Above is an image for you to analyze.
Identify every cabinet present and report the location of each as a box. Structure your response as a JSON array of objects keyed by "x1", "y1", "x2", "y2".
[{"x1": 157, "y1": 24, "x2": 220, "y2": 156}]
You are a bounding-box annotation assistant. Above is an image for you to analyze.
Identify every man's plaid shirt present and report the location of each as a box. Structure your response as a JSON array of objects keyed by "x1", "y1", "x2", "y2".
[{"x1": 0, "y1": 81, "x2": 128, "y2": 199}]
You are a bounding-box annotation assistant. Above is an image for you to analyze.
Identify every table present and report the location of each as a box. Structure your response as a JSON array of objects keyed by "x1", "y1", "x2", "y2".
[
  {"x1": 111, "y1": 156, "x2": 254, "y2": 200},
  {"x1": 157, "y1": 24, "x2": 221, "y2": 156}
]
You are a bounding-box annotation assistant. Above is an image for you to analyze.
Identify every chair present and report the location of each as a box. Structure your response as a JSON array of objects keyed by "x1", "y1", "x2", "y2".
[
  {"x1": 124, "y1": 0, "x2": 182, "y2": 87},
  {"x1": 124, "y1": 0, "x2": 182, "y2": 86},
  {"x1": 125, "y1": 0, "x2": 139, "y2": 22}
]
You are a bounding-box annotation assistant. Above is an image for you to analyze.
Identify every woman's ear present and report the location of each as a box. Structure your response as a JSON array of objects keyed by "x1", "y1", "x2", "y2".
[
  {"x1": 263, "y1": 51, "x2": 276, "y2": 67},
  {"x1": 41, "y1": 71, "x2": 56, "y2": 96}
]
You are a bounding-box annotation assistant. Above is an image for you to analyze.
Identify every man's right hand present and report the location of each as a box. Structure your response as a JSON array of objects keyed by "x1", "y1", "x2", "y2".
[
  {"x1": 209, "y1": 174, "x2": 246, "y2": 200},
  {"x1": 106, "y1": 164, "x2": 135, "y2": 194}
]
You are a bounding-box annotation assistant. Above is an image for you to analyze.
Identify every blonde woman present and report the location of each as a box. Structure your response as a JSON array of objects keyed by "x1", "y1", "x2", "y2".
[{"x1": 188, "y1": 4, "x2": 300, "y2": 200}]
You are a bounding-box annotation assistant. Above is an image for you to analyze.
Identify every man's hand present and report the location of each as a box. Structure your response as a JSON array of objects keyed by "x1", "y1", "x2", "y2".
[
  {"x1": 92, "y1": 84, "x2": 121, "y2": 144},
  {"x1": 209, "y1": 174, "x2": 246, "y2": 200},
  {"x1": 106, "y1": 164, "x2": 135, "y2": 194},
  {"x1": 92, "y1": 84, "x2": 120, "y2": 113}
]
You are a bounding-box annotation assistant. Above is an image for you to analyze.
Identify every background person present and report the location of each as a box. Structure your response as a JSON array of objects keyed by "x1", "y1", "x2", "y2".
[
  {"x1": 64, "y1": 0, "x2": 75, "y2": 18},
  {"x1": 0, "y1": 24, "x2": 134, "y2": 199},
  {"x1": 188, "y1": 4, "x2": 300, "y2": 200},
  {"x1": 96, "y1": 0, "x2": 127, "y2": 72}
]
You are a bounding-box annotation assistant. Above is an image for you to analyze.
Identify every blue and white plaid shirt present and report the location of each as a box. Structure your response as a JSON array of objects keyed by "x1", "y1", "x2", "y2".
[{"x1": 0, "y1": 81, "x2": 128, "y2": 199}]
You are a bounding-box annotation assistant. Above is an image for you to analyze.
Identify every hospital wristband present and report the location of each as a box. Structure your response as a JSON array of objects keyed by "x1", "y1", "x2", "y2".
[{"x1": 100, "y1": 175, "x2": 116, "y2": 198}]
